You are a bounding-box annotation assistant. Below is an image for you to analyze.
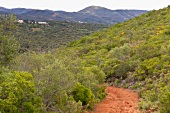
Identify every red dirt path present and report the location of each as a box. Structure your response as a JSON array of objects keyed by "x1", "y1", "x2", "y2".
[{"x1": 92, "y1": 86, "x2": 140, "y2": 113}]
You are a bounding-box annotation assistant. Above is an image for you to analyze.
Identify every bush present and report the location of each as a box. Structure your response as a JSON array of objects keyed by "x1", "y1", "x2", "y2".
[
  {"x1": 159, "y1": 87, "x2": 170, "y2": 113},
  {"x1": 0, "y1": 71, "x2": 43, "y2": 113},
  {"x1": 72, "y1": 82, "x2": 94, "y2": 105}
]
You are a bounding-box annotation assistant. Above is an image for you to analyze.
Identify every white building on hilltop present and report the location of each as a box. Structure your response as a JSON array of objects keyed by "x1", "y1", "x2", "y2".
[
  {"x1": 18, "y1": 20, "x2": 24, "y2": 23},
  {"x1": 38, "y1": 22, "x2": 48, "y2": 25}
]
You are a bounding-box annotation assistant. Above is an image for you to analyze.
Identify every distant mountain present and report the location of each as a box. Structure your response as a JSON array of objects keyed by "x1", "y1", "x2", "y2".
[
  {"x1": 78, "y1": 6, "x2": 147, "y2": 24},
  {"x1": 0, "y1": 6, "x2": 147, "y2": 24},
  {"x1": 0, "y1": 11, "x2": 9, "y2": 15},
  {"x1": 0, "y1": 7, "x2": 10, "y2": 12},
  {"x1": 0, "y1": 7, "x2": 32, "y2": 14}
]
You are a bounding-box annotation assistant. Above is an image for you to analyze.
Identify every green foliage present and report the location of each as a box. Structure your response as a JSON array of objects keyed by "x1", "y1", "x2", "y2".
[
  {"x1": 34, "y1": 59, "x2": 78, "y2": 112},
  {"x1": 72, "y1": 82, "x2": 94, "y2": 105},
  {"x1": 0, "y1": 35, "x2": 19, "y2": 66},
  {"x1": 159, "y1": 86, "x2": 170, "y2": 113},
  {"x1": 0, "y1": 15, "x2": 19, "y2": 66},
  {"x1": 15, "y1": 21, "x2": 108, "y2": 52},
  {"x1": 0, "y1": 70, "x2": 43, "y2": 113},
  {"x1": 109, "y1": 43, "x2": 132, "y2": 61},
  {"x1": 0, "y1": 15, "x2": 43, "y2": 113},
  {"x1": 10, "y1": 51, "x2": 106, "y2": 112},
  {"x1": 62, "y1": 6, "x2": 170, "y2": 112},
  {"x1": 2, "y1": 6, "x2": 170, "y2": 113},
  {"x1": 0, "y1": 15, "x2": 18, "y2": 35},
  {"x1": 139, "y1": 73, "x2": 170, "y2": 112}
]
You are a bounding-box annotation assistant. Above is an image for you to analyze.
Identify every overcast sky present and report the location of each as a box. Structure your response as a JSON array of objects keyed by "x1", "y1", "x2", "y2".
[{"x1": 0, "y1": 0, "x2": 169, "y2": 12}]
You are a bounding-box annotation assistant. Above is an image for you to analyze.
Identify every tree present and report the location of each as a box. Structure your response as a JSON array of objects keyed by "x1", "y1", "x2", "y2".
[
  {"x1": 0, "y1": 15, "x2": 19, "y2": 66},
  {"x1": 0, "y1": 15, "x2": 18, "y2": 35},
  {"x1": 0, "y1": 35, "x2": 19, "y2": 66}
]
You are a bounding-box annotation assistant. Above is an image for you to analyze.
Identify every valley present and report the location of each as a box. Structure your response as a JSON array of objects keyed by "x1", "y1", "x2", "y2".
[{"x1": 15, "y1": 21, "x2": 108, "y2": 52}]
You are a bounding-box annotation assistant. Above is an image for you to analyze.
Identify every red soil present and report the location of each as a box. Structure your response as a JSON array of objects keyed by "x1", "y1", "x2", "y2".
[{"x1": 92, "y1": 86, "x2": 140, "y2": 113}]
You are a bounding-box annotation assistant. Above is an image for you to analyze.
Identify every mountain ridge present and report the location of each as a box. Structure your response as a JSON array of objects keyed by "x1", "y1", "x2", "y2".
[{"x1": 0, "y1": 6, "x2": 147, "y2": 24}]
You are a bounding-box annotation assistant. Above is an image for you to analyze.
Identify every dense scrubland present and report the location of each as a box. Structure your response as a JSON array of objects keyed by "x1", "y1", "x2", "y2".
[
  {"x1": 15, "y1": 21, "x2": 108, "y2": 52},
  {"x1": 0, "y1": 5, "x2": 170, "y2": 113}
]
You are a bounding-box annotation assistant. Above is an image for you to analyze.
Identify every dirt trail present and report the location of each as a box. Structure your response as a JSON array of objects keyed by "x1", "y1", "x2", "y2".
[{"x1": 92, "y1": 86, "x2": 140, "y2": 113}]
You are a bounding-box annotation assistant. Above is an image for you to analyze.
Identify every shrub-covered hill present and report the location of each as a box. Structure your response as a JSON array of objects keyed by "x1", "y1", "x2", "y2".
[
  {"x1": 61, "y1": 6, "x2": 170, "y2": 112},
  {"x1": 14, "y1": 21, "x2": 108, "y2": 52},
  {"x1": 1, "y1": 5, "x2": 170, "y2": 113},
  {"x1": 0, "y1": 15, "x2": 107, "y2": 113}
]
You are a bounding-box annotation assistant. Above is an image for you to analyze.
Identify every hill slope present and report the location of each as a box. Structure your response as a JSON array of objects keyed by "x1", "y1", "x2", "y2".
[
  {"x1": 14, "y1": 21, "x2": 108, "y2": 52},
  {"x1": 0, "y1": 6, "x2": 147, "y2": 24},
  {"x1": 78, "y1": 6, "x2": 146, "y2": 24},
  {"x1": 2, "y1": 5, "x2": 170, "y2": 113},
  {"x1": 64, "y1": 5, "x2": 170, "y2": 112}
]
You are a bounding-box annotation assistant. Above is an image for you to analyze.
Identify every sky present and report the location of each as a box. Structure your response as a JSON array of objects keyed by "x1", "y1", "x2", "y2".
[{"x1": 0, "y1": 0, "x2": 169, "y2": 12}]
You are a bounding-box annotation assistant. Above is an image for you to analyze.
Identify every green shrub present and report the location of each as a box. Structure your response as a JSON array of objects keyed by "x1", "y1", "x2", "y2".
[
  {"x1": 0, "y1": 71, "x2": 43, "y2": 113},
  {"x1": 72, "y1": 82, "x2": 94, "y2": 105},
  {"x1": 159, "y1": 87, "x2": 170, "y2": 113}
]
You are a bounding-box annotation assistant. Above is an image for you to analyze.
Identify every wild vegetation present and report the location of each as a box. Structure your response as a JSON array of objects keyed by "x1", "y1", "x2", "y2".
[
  {"x1": 1, "y1": 5, "x2": 170, "y2": 113},
  {"x1": 15, "y1": 21, "x2": 108, "y2": 52}
]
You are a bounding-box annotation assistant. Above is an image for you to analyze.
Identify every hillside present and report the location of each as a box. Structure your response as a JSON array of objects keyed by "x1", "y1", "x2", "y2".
[
  {"x1": 0, "y1": 5, "x2": 170, "y2": 113},
  {"x1": 78, "y1": 6, "x2": 147, "y2": 24},
  {"x1": 14, "y1": 21, "x2": 108, "y2": 52},
  {"x1": 0, "y1": 6, "x2": 147, "y2": 24},
  {"x1": 65, "y1": 5, "x2": 170, "y2": 112},
  {"x1": 0, "y1": 11, "x2": 8, "y2": 15},
  {"x1": 0, "y1": 7, "x2": 32, "y2": 14}
]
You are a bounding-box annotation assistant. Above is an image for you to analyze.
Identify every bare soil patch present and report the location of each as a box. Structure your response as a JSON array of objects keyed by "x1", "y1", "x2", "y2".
[{"x1": 92, "y1": 86, "x2": 140, "y2": 113}]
